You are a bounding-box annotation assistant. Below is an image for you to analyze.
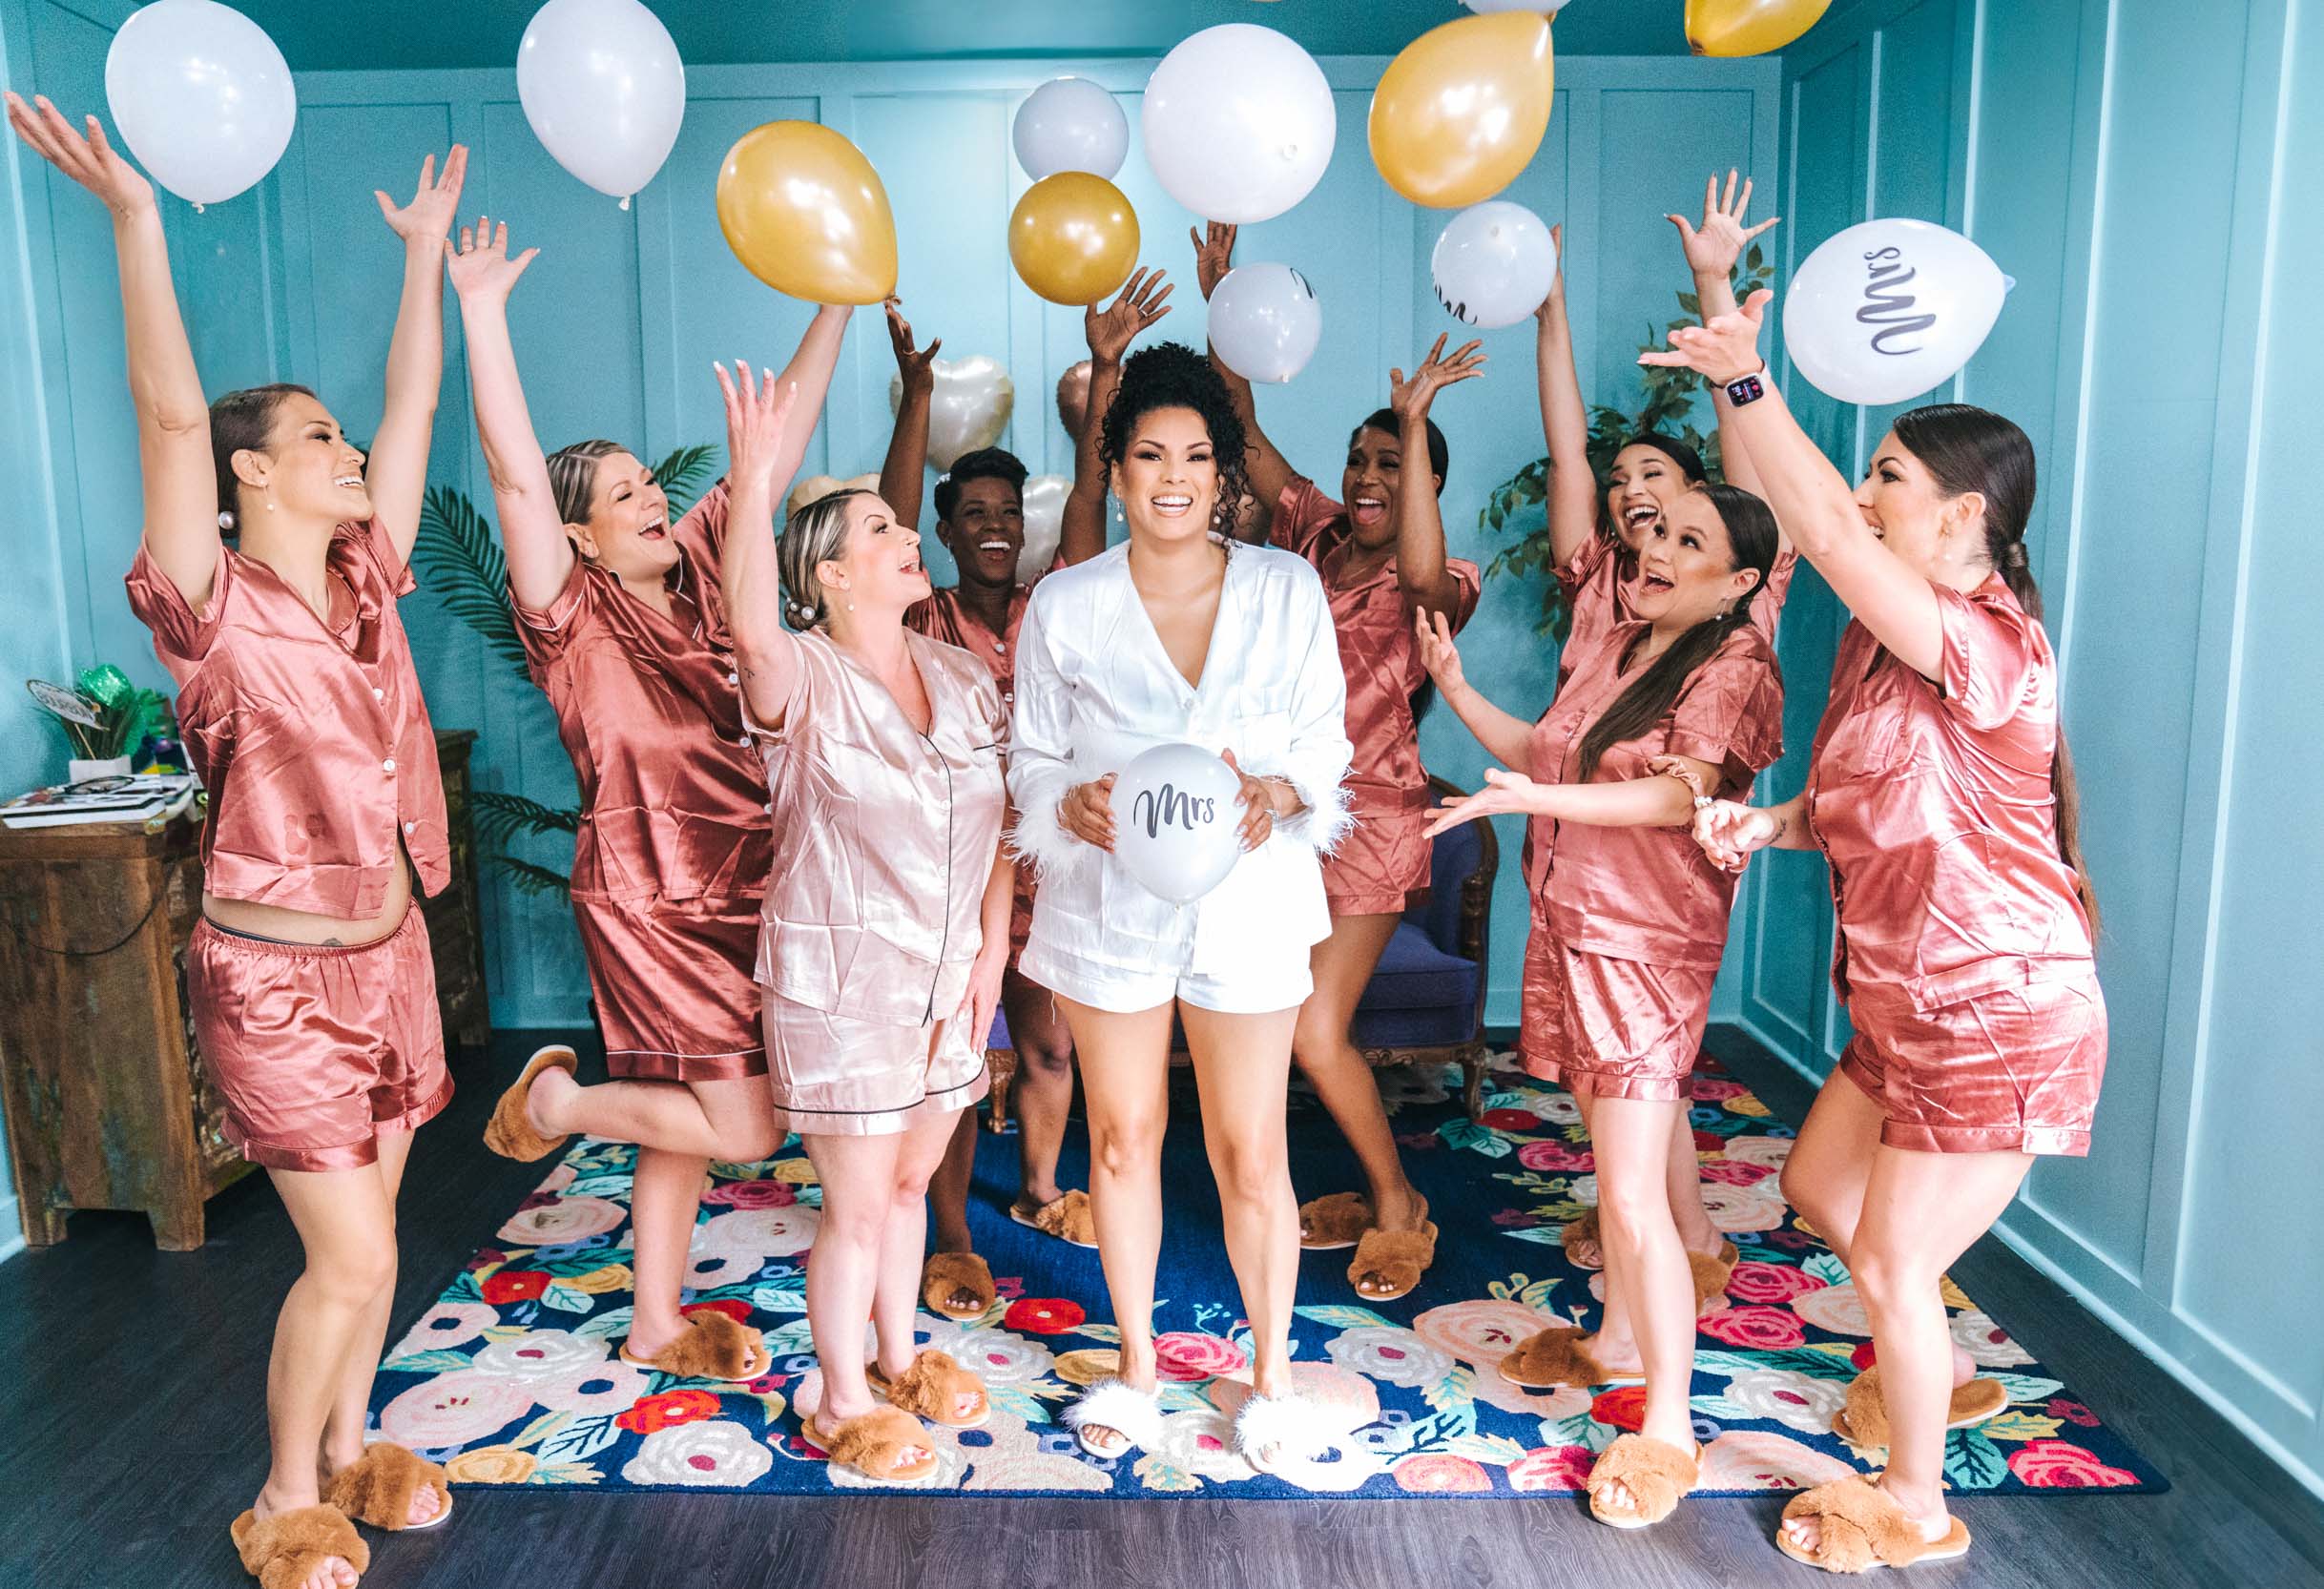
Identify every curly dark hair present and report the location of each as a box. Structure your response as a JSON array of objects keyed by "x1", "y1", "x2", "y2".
[{"x1": 1098, "y1": 342, "x2": 1250, "y2": 543}]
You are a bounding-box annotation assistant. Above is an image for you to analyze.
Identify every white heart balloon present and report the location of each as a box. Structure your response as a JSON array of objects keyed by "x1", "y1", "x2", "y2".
[
  {"x1": 1207, "y1": 263, "x2": 1323, "y2": 384},
  {"x1": 1781, "y1": 218, "x2": 2007, "y2": 406},
  {"x1": 516, "y1": 0, "x2": 687, "y2": 207},
  {"x1": 104, "y1": 0, "x2": 295, "y2": 209},
  {"x1": 891, "y1": 357, "x2": 1016, "y2": 472},
  {"x1": 1142, "y1": 25, "x2": 1337, "y2": 225},
  {"x1": 1012, "y1": 76, "x2": 1130, "y2": 182},
  {"x1": 1112, "y1": 742, "x2": 1246, "y2": 904},
  {"x1": 786, "y1": 472, "x2": 881, "y2": 521},
  {"x1": 1019, "y1": 474, "x2": 1069, "y2": 583},
  {"x1": 1431, "y1": 200, "x2": 1559, "y2": 329}
]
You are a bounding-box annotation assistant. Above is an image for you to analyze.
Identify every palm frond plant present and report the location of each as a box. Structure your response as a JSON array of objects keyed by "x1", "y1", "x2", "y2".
[
  {"x1": 1481, "y1": 248, "x2": 1776, "y2": 636},
  {"x1": 414, "y1": 443, "x2": 720, "y2": 897}
]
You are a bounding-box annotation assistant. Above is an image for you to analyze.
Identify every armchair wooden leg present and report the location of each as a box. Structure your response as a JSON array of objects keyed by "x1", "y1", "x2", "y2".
[
  {"x1": 1461, "y1": 1044, "x2": 1487, "y2": 1123},
  {"x1": 985, "y1": 1048, "x2": 1017, "y2": 1136}
]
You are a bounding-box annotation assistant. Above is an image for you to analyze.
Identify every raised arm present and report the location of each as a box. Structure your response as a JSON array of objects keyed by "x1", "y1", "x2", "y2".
[
  {"x1": 1534, "y1": 225, "x2": 1599, "y2": 569},
  {"x1": 1191, "y1": 222, "x2": 1295, "y2": 536},
  {"x1": 769, "y1": 304, "x2": 852, "y2": 497},
  {"x1": 444, "y1": 218, "x2": 575, "y2": 612},
  {"x1": 9, "y1": 94, "x2": 217, "y2": 606},
  {"x1": 366, "y1": 147, "x2": 467, "y2": 568},
  {"x1": 877, "y1": 297, "x2": 939, "y2": 531},
  {"x1": 1413, "y1": 608, "x2": 1535, "y2": 771},
  {"x1": 1387, "y1": 333, "x2": 1485, "y2": 614},
  {"x1": 1668, "y1": 171, "x2": 1781, "y2": 504},
  {"x1": 716, "y1": 361, "x2": 806, "y2": 730},
  {"x1": 1065, "y1": 267, "x2": 1173, "y2": 565},
  {"x1": 1644, "y1": 292, "x2": 1943, "y2": 675}
]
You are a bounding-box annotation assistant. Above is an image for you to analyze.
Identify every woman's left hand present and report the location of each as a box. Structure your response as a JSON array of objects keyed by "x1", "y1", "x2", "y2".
[
  {"x1": 1639, "y1": 287, "x2": 1772, "y2": 386},
  {"x1": 376, "y1": 145, "x2": 467, "y2": 247},
  {"x1": 1391, "y1": 332, "x2": 1486, "y2": 423},
  {"x1": 1220, "y1": 749, "x2": 1292, "y2": 852},
  {"x1": 958, "y1": 944, "x2": 1006, "y2": 1052},
  {"x1": 714, "y1": 359, "x2": 802, "y2": 496},
  {"x1": 1422, "y1": 768, "x2": 1546, "y2": 838}
]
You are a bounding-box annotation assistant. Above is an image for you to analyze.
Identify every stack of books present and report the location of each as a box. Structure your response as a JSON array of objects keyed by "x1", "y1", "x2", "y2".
[{"x1": 1, "y1": 774, "x2": 199, "y2": 831}]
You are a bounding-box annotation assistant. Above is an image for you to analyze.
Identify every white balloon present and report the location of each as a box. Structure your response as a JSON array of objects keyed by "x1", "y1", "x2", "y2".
[
  {"x1": 1012, "y1": 76, "x2": 1130, "y2": 182},
  {"x1": 1431, "y1": 200, "x2": 1559, "y2": 329},
  {"x1": 1142, "y1": 25, "x2": 1337, "y2": 225},
  {"x1": 1112, "y1": 742, "x2": 1246, "y2": 904},
  {"x1": 1781, "y1": 218, "x2": 2007, "y2": 406},
  {"x1": 103, "y1": 0, "x2": 295, "y2": 209},
  {"x1": 1462, "y1": 0, "x2": 1576, "y2": 11},
  {"x1": 1207, "y1": 263, "x2": 1323, "y2": 384},
  {"x1": 1019, "y1": 475, "x2": 1069, "y2": 583},
  {"x1": 516, "y1": 0, "x2": 686, "y2": 207},
  {"x1": 890, "y1": 357, "x2": 1016, "y2": 473}
]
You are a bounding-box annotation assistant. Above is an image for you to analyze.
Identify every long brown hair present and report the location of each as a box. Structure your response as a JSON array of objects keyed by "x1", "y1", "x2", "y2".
[
  {"x1": 1577, "y1": 483, "x2": 1777, "y2": 779},
  {"x1": 1892, "y1": 403, "x2": 2097, "y2": 932}
]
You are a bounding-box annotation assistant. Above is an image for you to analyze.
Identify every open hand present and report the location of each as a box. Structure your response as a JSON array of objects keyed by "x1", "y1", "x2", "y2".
[
  {"x1": 1220, "y1": 749, "x2": 1292, "y2": 852},
  {"x1": 1086, "y1": 267, "x2": 1173, "y2": 363},
  {"x1": 713, "y1": 359, "x2": 802, "y2": 496},
  {"x1": 1061, "y1": 774, "x2": 1118, "y2": 851},
  {"x1": 445, "y1": 216, "x2": 538, "y2": 303},
  {"x1": 6, "y1": 93, "x2": 152, "y2": 217},
  {"x1": 1412, "y1": 606, "x2": 1467, "y2": 693},
  {"x1": 377, "y1": 146, "x2": 468, "y2": 247},
  {"x1": 1392, "y1": 333, "x2": 1486, "y2": 423},
  {"x1": 1639, "y1": 287, "x2": 1772, "y2": 385},
  {"x1": 884, "y1": 297, "x2": 942, "y2": 397},
  {"x1": 1422, "y1": 768, "x2": 1544, "y2": 839},
  {"x1": 1190, "y1": 220, "x2": 1236, "y2": 300},
  {"x1": 1668, "y1": 169, "x2": 1778, "y2": 280}
]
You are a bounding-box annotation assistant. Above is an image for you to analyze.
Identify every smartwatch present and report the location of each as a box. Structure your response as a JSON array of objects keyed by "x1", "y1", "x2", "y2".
[{"x1": 1723, "y1": 365, "x2": 1770, "y2": 406}]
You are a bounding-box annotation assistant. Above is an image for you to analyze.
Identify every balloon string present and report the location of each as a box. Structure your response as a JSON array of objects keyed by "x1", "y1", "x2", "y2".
[
  {"x1": 192, "y1": 202, "x2": 205, "y2": 215},
  {"x1": 619, "y1": 195, "x2": 633, "y2": 211}
]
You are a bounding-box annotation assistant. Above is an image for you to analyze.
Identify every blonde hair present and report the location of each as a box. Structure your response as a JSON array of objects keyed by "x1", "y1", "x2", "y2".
[{"x1": 778, "y1": 488, "x2": 870, "y2": 629}]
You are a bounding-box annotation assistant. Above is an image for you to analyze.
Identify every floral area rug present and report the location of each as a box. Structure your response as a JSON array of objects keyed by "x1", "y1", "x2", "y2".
[{"x1": 368, "y1": 1050, "x2": 2164, "y2": 1498}]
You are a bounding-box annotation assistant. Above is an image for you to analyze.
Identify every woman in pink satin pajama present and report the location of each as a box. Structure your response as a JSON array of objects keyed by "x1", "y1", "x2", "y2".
[
  {"x1": 1421, "y1": 482, "x2": 1784, "y2": 1528},
  {"x1": 450, "y1": 221, "x2": 850, "y2": 1384},
  {"x1": 1655, "y1": 296, "x2": 2105, "y2": 1573},
  {"x1": 10, "y1": 93, "x2": 467, "y2": 1575},
  {"x1": 1195, "y1": 220, "x2": 1484, "y2": 1300}
]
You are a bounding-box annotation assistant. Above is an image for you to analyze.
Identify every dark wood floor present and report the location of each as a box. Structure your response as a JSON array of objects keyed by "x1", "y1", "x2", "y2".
[{"x1": 3, "y1": 1026, "x2": 2321, "y2": 1589}]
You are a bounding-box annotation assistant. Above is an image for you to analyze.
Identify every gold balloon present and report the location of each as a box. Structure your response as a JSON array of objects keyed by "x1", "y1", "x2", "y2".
[
  {"x1": 1008, "y1": 172, "x2": 1140, "y2": 307},
  {"x1": 1369, "y1": 11, "x2": 1555, "y2": 211},
  {"x1": 716, "y1": 121, "x2": 898, "y2": 304},
  {"x1": 1686, "y1": 0, "x2": 1833, "y2": 57}
]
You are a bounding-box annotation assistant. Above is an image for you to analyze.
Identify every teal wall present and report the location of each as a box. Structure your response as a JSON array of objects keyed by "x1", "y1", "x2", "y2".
[{"x1": 1736, "y1": 0, "x2": 2324, "y2": 1505}]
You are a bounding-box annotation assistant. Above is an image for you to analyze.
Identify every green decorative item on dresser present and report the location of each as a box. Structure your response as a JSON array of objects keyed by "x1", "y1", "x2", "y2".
[
  {"x1": 1478, "y1": 247, "x2": 1775, "y2": 638},
  {"x1": 411, "y1": 444, "x2": 719, "y2": 898},
  {"x1": 28, "y1": 665, "x2": 174, "y2": 761}
]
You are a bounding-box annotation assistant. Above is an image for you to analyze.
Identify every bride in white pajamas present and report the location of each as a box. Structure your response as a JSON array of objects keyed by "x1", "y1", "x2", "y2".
[{"x1": 1008, "y1": 343, "x2": 1355, "y2": 1472}]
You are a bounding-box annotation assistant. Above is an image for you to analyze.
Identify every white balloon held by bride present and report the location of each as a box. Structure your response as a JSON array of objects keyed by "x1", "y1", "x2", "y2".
[
  {"x1": 1431, "y1": 200, "x2": 1558, "y2": 329},
  {"x1": 517, "y1": 0, "x2": 687, "y2": 208},
  {"x1": 1206, "y1": 263, "x2": 1323, "y2": 384},
  {"x1": 1781, "y1": 217, "x2": 2006, "y2": 405},
  {"x1": 1012, "y1": 76, "x2": 1130, "y2": 182},
  {"x1": 1142, "y1": 25, "x2": 1336, "y2": 225},
  {"x1": 104, "y1": 0, "x2": 296, "y2": 209},
  {"x1": 889, "y1": 356, "x2": 1015, "y2": 473},
  {"x1": 1111, "y1": 742, "x2": 1247, "y2": 904}
]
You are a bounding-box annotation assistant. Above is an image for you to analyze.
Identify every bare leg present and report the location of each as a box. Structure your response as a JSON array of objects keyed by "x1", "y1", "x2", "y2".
[
  {"x1": 925, "y1": 1105, "x2": 981, "y2": 1294},
  {"x1": 1004, "y1": 971, "x2": 1078, "y2": 1211},
  {"x1": 627, "y1": 1145, "x2": 712, "y2": 1358},
  {"x1": 800, "y1": 1129, "x2": 920, "y2": 1452},
  {"x1": 1565, "y1": 1093, "x2": 1722, "y2": 1265},
  {"x1": 528, "y1": 1067, "x2": 778, "y2": 1164},
  {"x1": 873, "y1": 1100, "x2": 979, "y2": 1420},
  {"x1": 1054, "y1": 995, "x2": 1174, "y2": 1448},
  {"x1": 1183, "y1": 1002, "x2": 1303, "y2": 1401},
  {"x1": 1586, "y1": 1098, "x2": 1697, "y2": 1517}
]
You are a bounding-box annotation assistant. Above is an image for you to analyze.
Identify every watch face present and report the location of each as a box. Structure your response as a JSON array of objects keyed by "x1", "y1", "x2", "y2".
[{"x1": 1728, "y1": 375, "x2": 1765, "y2": 403}]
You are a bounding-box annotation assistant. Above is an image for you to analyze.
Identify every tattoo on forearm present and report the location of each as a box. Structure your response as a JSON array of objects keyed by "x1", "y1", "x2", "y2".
[{"x1": 1770, "y1": 811, "x2": 1792, "y2": 844}]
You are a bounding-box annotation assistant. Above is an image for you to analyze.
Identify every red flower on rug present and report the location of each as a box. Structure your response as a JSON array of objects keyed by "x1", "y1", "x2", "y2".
[
  {"x1": 1394, "y1": 1454, "x2": 1492, "y2": 1493},
  {"x1": 1479, "y1": 1108, "x2": 1538, "y2": 1133},
  {"x1": 1693, "y1": 1130, "x2": 1726, "y2": 1153},
  {"x1": 1852, "y1": 1341, "x2": 1878, "y2": 1371},
  {"x1": 1691, "y1": 1076, "x2": 1747, "y2": 1102},
  {"x1": 1699, "y1": 1159, "x2": 1774, "y2": 1187},
  {"x1": 1516, "y1": 1139, "x2": 1593, "y2": 1172},
  {"x1": 681, "y1": 1298, "x2": 753, "y2": 1325},
  {"x1": 1590, "y1": 1385, "x2": 1648, "y2": 1431},
  {"x1": 1506, "y1": 1445, "x2": 1597, "y2": 1491},
  {"x1": 480, "y1": 1269, "x2": 549, "y2": 1304},
  {"x1": 1724, "y1": 1261, "x2": 1829, "y2": 1305},
  {"x1": 701, "y1": 1180, "x2": 796, "y2": 1208},
  {"x1": 2006, "y1": 1439, "x2": 2140, "y2": 1489},
  {"x1": 2045, "y1": 1397, "x2": 2100, "y2": 1428},
  {"x1": 617, "y1": 1389, "x2": 722, "y2": 1434},
  {"x1": 1697, "y1": 1304, "x2": 1807, "y2": 1351},
  {"x1": 1004, "y1": 1298, "x2": 1086, "y2": 1334}
]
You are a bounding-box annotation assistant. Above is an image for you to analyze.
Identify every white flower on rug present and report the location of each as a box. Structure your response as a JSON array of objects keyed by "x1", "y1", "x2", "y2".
[
  {"x1": 531, "y1": 1356, "x2": 652, "y2": 1414},
  {"x1": 695, "y1": 1205, "x2": 819, "y2": 1258},
  {"x1": 496, "y1": 1194, "x2": 626, "y2": 1247},
  {"x1": 388, "y1": 1300, "x2": 498, "y2": 1357},
  {"x1": 621, "y1": 1419, "x2": 774, "y2": 1487},
  {"x1": 1720, "y1": 1135, "x2": 1795, "y2": 1169},
  {"x1": 1473, "y1": 1371, "x2": 1590, "y2": 1422},
  {"x1": 472, "y1": 1329, "x2": 608, "y2": 1381},
  {"x1": 378, "y1": 1369, "x2": 537, "y2": 1448},
  {"x1": 1949, "y1": 1310, "x2": 2036, "y2": 1368},
  {"x1": 933, "y1": 1326, "x2": 1056, "y2": 1385},
  {"x1": 1791, "y1": 1281, "x2": 1874, "y2": 1338},
  {"x1": 820, "y1": 1427, "x2": 967, "y2": 1491},
  {"x1": 1695, "y1": 1430, "x2": 1858, "y2": 1492},
  {"x1": 1153, "y1": 1408, "x2": 1254, "y2": 1482},
  {"x1": 1699, "y1": 1178, "x2": 1789, "y2": 1233},
  {"x1": 1326, "y1": 1326, "x2": 1454, "y2": 1388},
  {"x1": 682, "y1": 1250, "x2": 763, "y2": 1289},
  {"x1": 1722, "y1": 1369, "x2": 1850, "y2": 1435},
  {"x1": 1568, "y1": 1173, "x2": 1600, "y2": 1207},
  {"x1": 957, "y1": 1416, "x2": 1117, "y2": 1493},
  {"x1": 1514, "y1": 1089, "x2": 1583, "y2": 1125},
  {"x1": 537, "y1": 1162, "x2": 578, "y2": 1193}
]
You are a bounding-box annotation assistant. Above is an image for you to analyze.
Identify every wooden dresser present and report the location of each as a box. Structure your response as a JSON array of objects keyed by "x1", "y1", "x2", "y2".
[{"x1": 0, "y1": 730, "x2": 489, "y2": 1249}]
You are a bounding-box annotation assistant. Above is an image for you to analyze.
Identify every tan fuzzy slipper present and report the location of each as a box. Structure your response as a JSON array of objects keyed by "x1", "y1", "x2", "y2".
[
  {"x1": 1690, "y1": 1240, "x2": 1742, "y2": 1313},
  {"x1": 322, "y1": 1442, "x2": 451, "y2": 1532},
  {"x1": 1832, "y1": 1366, "x2": 2011, "y2": 1448},
  {"x1": 1776, "y1": 1475, "x2": 1973, "y2": 1572},
  {"x1": 1349, "y1": 1206, "x2": 1438, "y2": 1303},
  {"x1": 1562, "y1": 1208, "x2": 1605, "y2": 1269},
  {"x1": 230, "y1": 1505, "x2": 370, "y2": 1589},
  {"x1": 1298, "y1": 1190, "x2": 1374, "y2": 1250},
  {"x1": 618, "y1": 1310, "x2": 772, "y2": 1382},
  {"x1": 1010, "y1": 1189, "x2": 1098, "y2": 1248},
  {"x1": 1497, "y1": 1326, "x2": 1643, "y2": 1390},
  {"x1": 919, "y1": 1250, "x2": 996, "y2": 1321},
  {"x1": 482, "y1": 1044, "x2": 578, "y2": 1162},
  {"x1": 1587, "y1": 1434, "x2": 1701, "y2": 1529},
  {"x1": 867, "y1": 1348, "x2": 990, "y2": 1430},
  {"x1": 812, "y1": 1405, "x2": 941, "y2": 1482}
]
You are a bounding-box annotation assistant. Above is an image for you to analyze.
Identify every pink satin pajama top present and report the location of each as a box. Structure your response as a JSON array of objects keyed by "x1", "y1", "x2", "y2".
[
  {"x1": 1526, "y1": 618, "x2": 1785, "y2": 968},
  {"x1": 513, "y1": 482, "x2": 770, "y2": 905},
  {"x1": 750, "y1": 629, "x2": 1008, "y2": 1028},
  {"x1": 125, "y1": 520, "x2": 449, "y2": 918},
  {"x1": 905, "y1": 584, "x2": 1032, "y2": 717},
  {"x1": 1804, "y1": 575, "x2": 2095, "y2": 1007}
]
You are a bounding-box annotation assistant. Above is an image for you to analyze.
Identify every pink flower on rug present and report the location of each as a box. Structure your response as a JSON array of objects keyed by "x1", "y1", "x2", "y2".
[
  {"x1": 1491, "y1": 1209, "x2": 1546, "y2": 1228},
  {"x1": 2045, "y1": 1397, "x2": 2100, "y2": 1428},
  {"x1": 1154, "y1": 1331, "x2": 1248, "y2": 1382},
  {"x1": 1414, "y1": 1299, "x2": 1559, "y2": 1366},
  {"x1": 1516, "y1": 1139, "x2": 1593, "y2": 1172},
  {"x1": 1691, "y1": 1076, "x2": 1748, "y2": 1102},
  {"x1": 1723, "y1": 1261, "x2": 1829, "y2": 1306},
  {"x1": 1699, "y1": 1159, "x2": 1774, "y2": 1187},
  {"x1": 701, "y1": 1179, "x2": 796, "y2": 1208},
  {"x1": 1004, "y1": 1298, "x2": 1086, "y2": 1334},
  {"x1": 1695, "y1": 1430, "x2": 1857, "y2": 1493},
  {"x1": 390, "y1": 1300, "x2": 499, "y2": 1356},
  {"x1": 2006, "y1": 1439, "x2": 2139, "y2": 1489},
  {"x1": 496, "y1": 1194, "x2": 626, "y2": 1247},
  {"x1": 1394, "y1": 1455, "x2": 1492, "y2": 1493},
  {"x1": 1506, "y1": 1445, "x2": 1596, "y2": 1492},
  {"x1": 1697, "y1": 1304, "x2": 1807, "y2": 1351}
]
